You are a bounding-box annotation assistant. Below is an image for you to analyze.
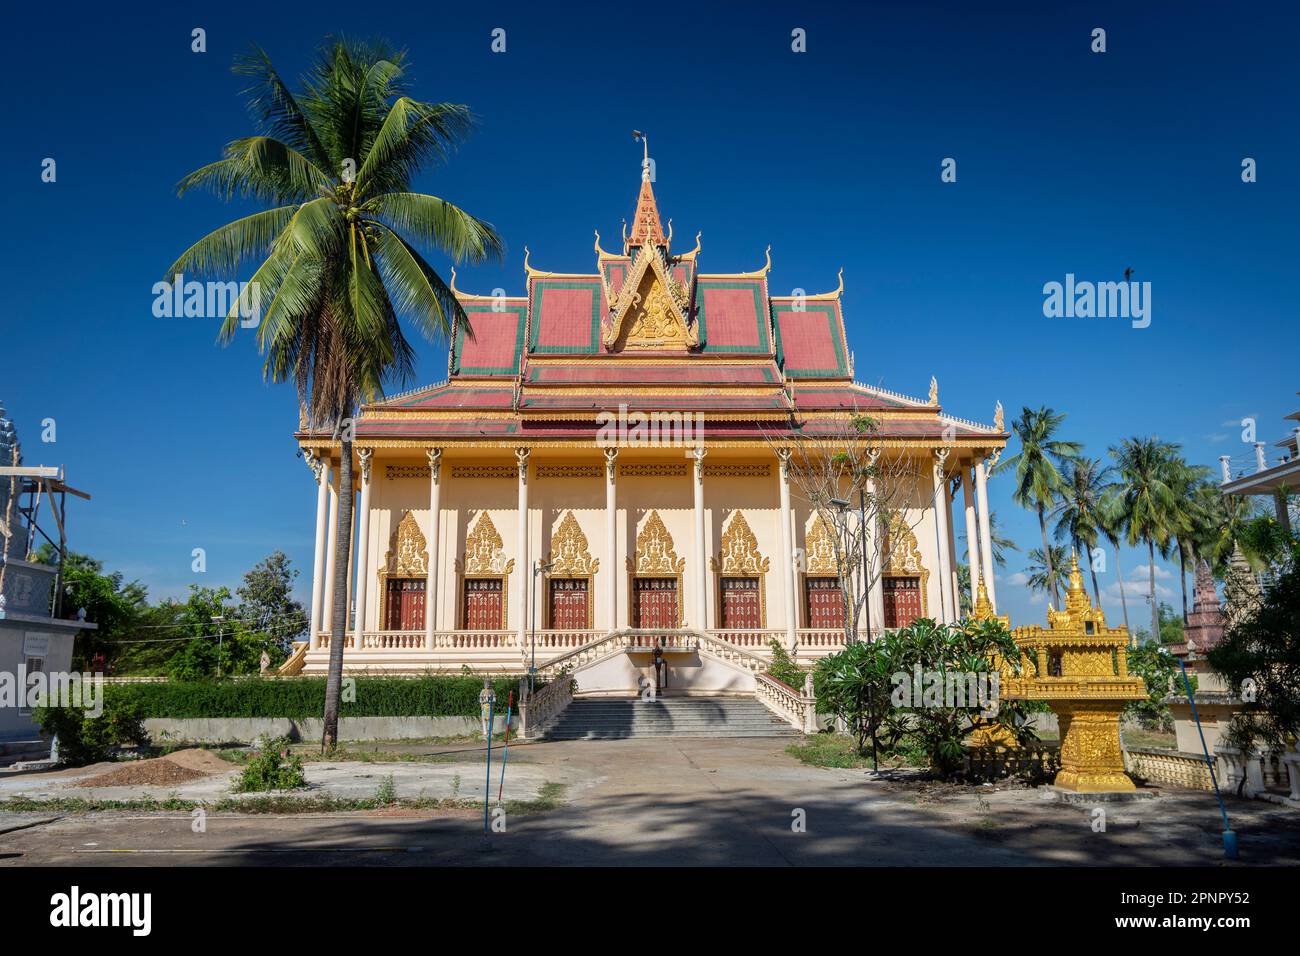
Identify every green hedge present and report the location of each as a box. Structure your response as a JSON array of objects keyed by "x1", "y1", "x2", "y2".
[{"x1": 104, "y1": 676, "x2": 523, "y2": 719}]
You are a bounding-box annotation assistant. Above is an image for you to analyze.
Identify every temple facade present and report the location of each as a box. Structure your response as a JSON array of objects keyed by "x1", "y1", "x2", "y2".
[{"x1": 289, "y1": 157, "x2": 1009, "y2": 697}]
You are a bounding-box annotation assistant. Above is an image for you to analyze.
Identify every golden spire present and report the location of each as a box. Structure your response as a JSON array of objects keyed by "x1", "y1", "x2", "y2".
[
  {"x1": 972, "y1": 577, "x2": 994, "y2": 618},
  {"x1": 627, "y1": 131, "x2": 666, "y2": 251},
  {"x1": 1064, "y1": 549, "x2": 1091, "y2": 614}
]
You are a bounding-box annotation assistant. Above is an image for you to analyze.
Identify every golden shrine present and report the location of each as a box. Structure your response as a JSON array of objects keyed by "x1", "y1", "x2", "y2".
[{"x1": 1000, "y1": 553, "x2": 1147, "y2": 792}]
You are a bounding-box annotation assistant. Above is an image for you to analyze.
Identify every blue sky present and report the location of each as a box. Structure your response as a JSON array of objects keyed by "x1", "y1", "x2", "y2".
[{"x1": 4, "y1": 0, "x2": 1297, "y2": 628}]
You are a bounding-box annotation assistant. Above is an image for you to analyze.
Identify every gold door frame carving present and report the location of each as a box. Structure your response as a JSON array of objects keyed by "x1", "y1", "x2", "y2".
[
  {"x1": 544, "y1": 511, "x2": 598, "y2": 629},
  {"x1": 709, "y1": 510, "x2": 769, "y2": 628},
  {"x1": 624, "y1": 509, "x2": 685, "y2": 627},
  {"x1": 377, "y1": 510, "x2": 429, "y2": 630},
  {"x1": 882, "y1": 515, "x2": 930, "y2": 622},
  {"x1": 454, "y1": 510, "x2": 514, "y2": 630}
]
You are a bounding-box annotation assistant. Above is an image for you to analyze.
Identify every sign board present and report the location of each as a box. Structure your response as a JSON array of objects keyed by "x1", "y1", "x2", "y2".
[{"x1": 23, "y1": 633, "x2": 51, "y2": 657}]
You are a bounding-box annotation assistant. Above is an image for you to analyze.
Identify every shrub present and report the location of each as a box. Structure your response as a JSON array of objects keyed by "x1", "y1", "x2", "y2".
[
  {"x1": 103, "y1": 675, "x2": 521, "y2": 719},
  {"x1": 766, "y1": 640, "x2": 805, "y2": 689},
  {"x1": 34, "y1": 696, "x2": 149, "y2": 767},
  {"x1": 233, "y1": 737, "x2": 306, "y2": 792}
]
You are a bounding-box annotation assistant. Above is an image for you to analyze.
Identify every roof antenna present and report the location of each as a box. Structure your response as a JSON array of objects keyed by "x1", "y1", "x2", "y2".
[{"x1": 632, "y1": 130, "x2": 650, "y2": 181}]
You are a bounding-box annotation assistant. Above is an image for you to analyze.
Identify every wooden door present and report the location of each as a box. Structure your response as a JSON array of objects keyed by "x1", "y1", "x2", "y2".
[
  {"x1": 462, "y1": 578, "x2": 504, "y2": 630},
  {"x1": 385, "y1": 578, "x2": 426, "y2": 631},
  {"x1": 720, "y1": 577, "x2": 762, "y2": 629},
  {"x1": 804, "y1": 577, "x2": 845, "y2": 629},
  {"x1": 882, "y1": 576, "x2": 922, "y2": 629},
  {"x1": 548, "y1": 578, "x2": 589, "y2": 629},
  {"x1": 633, "y1": 578, "x2": 678, "y2": 629}
]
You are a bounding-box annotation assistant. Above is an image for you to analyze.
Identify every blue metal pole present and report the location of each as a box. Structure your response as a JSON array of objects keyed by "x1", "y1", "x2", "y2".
[
  {"x1": 1177, "y1": 657, "x2": 1237, "y2": 859},
  {"x1": 497, "y1": 691, "x2": 514, "y2": 805},
  {"x1": 482, "y1": 695, "x2": 495, "y2": 839}
]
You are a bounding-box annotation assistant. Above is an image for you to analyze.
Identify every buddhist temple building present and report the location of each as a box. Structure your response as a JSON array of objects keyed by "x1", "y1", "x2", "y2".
[{"x1": 289, "y1": 153, "x2": 1008, "y2": 697}]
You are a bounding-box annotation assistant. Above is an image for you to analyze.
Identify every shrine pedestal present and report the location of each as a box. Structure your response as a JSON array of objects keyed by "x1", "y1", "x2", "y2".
[{"x1": 1053, "y1": 702, "x2": 1136, "y2": 792}]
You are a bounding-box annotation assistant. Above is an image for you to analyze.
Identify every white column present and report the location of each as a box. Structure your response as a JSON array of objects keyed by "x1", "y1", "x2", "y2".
[
  {"x1": 932, "y1": 450, "x2": 955, "y2": 623},
  {"x1": 692, "y1": 447, "x2": 707, "y2": 630},
  {"x1": 777, "y1": 449, "x2": 797, "y2": 650},
  {"x1": 308, "y1": 453, "x2": 330, "y2": 649},
  {"x1": 865, "y1": 475, "x2": 884, "y2": 637},
  {"x1": 604, "y1": 448, "x2": 618, "y2": 631},
  {"x1": 352, "y1": 450, "x2": 373, "y2": 650},
  {"x1": 516, "y1": 448, "x2": 530, "y2": 648},
  {"x1": 322, "y1": 467, "x2": 340, "y2": 631},
  {"x1": 962, "y1": 465, "x2": 980, "y2": 603},
  {"x1": 975, "y1": 455, "x2": 998, "y2": 613},
  {"x1": 424, "y1": 448, "x2": 442, "y2": 647}
]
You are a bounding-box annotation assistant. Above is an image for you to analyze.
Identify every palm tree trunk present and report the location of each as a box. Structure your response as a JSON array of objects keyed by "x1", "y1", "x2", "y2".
[
  {"x1": 1147, "y1": 538, "x2": 1159, "y2": 644},
  {"x1": 322, "y1": 436, "x2": 356, "y2": 750},
  {"x1": 1038, "y1": 505, "x2": 1057, "y2": 606},
  {"x1": 1177, "y1": 539, "x2": 1189, "y2": 623},
  {"x1": 1113, "y1": 539, "x2": 1131, "y2": 634}
]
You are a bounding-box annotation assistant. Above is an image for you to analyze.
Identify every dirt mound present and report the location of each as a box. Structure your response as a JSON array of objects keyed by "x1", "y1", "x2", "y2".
[
  {"x1": 162, "y1": 748, "x2": 234, "y2": 774},
  {"x1": 74, "y1": 749, "x2": 233, "y2": 789},
  {"x1": 77, "y1": 759, "x2": 206, "y2": 788}
]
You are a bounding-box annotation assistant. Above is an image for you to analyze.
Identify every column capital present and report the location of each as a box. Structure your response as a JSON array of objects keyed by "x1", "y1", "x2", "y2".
[
  {"x1": 358, "y1": 448, "x2": 374, "y2": 483},
  {"x1": 933, "y1": 446, "x2": 952, "y2": 474},
  {"x1": 692, "y1": 445, "x2": 707, "y2": 480},
  {"x1": 304, "y1": 450, "x2": 324, "y2": 482},
  {"x1": 604, "y1": 446, "x2": 619, "y2": 481},
  {"x1": 982, "y1": 448, "x2": 1002, "y2": 470},
  {"x1": 425, "y1": 446, "x2": 443, "y2": 483},
  {"x1": 776, "y1": 447, "x2": 792, "y2": 480},
  {"x1": 515, "y1": 446, "x2": 531, "y2": 483}
]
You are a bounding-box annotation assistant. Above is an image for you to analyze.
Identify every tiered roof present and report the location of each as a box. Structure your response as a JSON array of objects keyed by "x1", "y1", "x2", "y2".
[{"x1": 348, "y1": 163, "x2": 1005, "y2": 449}]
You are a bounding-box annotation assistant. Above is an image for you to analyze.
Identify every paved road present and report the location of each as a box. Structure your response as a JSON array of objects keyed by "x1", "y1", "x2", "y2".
[{"x1": 3, "y1": 737, "x2": 1298, "y2": 866}]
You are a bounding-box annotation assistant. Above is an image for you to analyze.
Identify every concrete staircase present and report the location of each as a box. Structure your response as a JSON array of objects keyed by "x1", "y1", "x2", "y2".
[{"x1": 542, "y1": 696, "x2": 802, "y2": 740}]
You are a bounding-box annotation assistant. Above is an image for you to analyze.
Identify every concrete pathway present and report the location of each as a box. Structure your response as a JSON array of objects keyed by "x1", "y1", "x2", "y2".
[{"x1": 2, "y1": 737, "x2": 1298, "y2": 866}]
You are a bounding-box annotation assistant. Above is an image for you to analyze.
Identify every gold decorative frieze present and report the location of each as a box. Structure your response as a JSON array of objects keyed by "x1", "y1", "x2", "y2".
[
  {"x1": 451, "y1": 465, "x2": 515, "y2": 480},
  {"x1": 703, "y1": 463, "x2": 771, "y2": 479},
  {"x1": 461, "y1": 511, "x2": 515, "y2": 576},
  {"x1": 548, "y1": 511, "x2": 599, "y2": 576},
  {"x1": 620, "y1": 463, "x2": 687, "y2": 478},
  {"x1": 628, "y1": 510, "x2": 685, "y2": 575},
  {"x1": 537, "y1": 465, "x2": 602, "y2": 480},
  {"x1": 385, "y1": 464, "x2": 430, "y2": 480}
]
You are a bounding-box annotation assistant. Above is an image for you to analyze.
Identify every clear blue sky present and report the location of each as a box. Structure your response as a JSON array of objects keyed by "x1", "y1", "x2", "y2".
[{"x1": 5, "y1": 1, "x2": 1297, "y2": 628}]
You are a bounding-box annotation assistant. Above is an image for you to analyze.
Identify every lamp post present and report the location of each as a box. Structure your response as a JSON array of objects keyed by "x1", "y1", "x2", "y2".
[
  {"x1": 530, "y1": 560, "x2": 554, "y2": 689},
  {"x1": 212, "y1": 614, "x2": 225, "y2": 679}
]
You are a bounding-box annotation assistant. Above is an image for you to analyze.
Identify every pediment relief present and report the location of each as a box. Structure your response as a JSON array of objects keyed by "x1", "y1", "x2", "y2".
[{"x1": 604, "y1": 245, "x2": 696, "y2": 351}]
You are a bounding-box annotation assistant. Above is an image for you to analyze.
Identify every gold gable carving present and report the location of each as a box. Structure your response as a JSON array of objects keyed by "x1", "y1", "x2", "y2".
[
  {"x1": 628, "y1": 510, "x2": 686, "y2": 574},
  {"x1": 462, "y1": 511, "x2": 515, "y2": 576},
  {"x1": 605, "y1": 244, "x2": 696, "y2": 351},
  {"x1": 548, "y1": 511, "x2": 599, "y2": 576},
  {"x1": 384, "y1": 511, "x2": 428, "y2": 576},
  {"x1": 710, "y1": 512, "x2": 770, "y2": 575},
  {"x1": 805, "y1": 513, "x2": 843, "y2": 575},
  {"x1": 883, "y1": 517, "x2": 926, "y2": 578}
]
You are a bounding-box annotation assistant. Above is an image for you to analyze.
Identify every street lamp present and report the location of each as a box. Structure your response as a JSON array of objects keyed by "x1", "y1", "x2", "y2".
[
  {"x1": 211, "y1": 615, "x2": 225, "y2": 679},
  {"x1": 530, "y1": 560, "x2": 554, "y2": 689}
]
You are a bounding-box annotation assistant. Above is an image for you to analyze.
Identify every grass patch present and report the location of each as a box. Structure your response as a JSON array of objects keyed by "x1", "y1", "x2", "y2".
[
  {"x1": 785, "y1": 735, "x2": 920, "y2": 770},
  {"x1": 0, "y1": 783, "x2": 569, "y2": 817}
]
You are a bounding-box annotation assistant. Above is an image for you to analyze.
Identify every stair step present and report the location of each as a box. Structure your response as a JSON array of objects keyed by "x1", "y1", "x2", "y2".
[{"x1": 541, "y1": 696, "x2": 802, "y2": 740}]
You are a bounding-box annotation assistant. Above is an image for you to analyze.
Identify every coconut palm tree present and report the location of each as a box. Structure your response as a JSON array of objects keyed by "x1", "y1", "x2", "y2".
[
  {"x1": 166, "y1": 39, "x2": 503, "y2": 748},
  {"x1": 1024, "y1": 544, "x2": 1070, "y2": 601},
  {"x1": 960, "y1": 509, "x2": 1019, "y2": 571},
  {"x1": 1165, "y1": 455, "x2": 1212, "y2": 622},
  {"x1": 1098, "y1": 494, "x2": 1132, "y2": 632},
  {"x1": 1109, "y1": 437, "x2": 1181, "y2": 646},
  {"x1": 1050, "y1": 457, "x2": 1114, "y2": 606},
  {"x1": 994, "y1": 407, "x2": 1081, "y2": 606}
]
